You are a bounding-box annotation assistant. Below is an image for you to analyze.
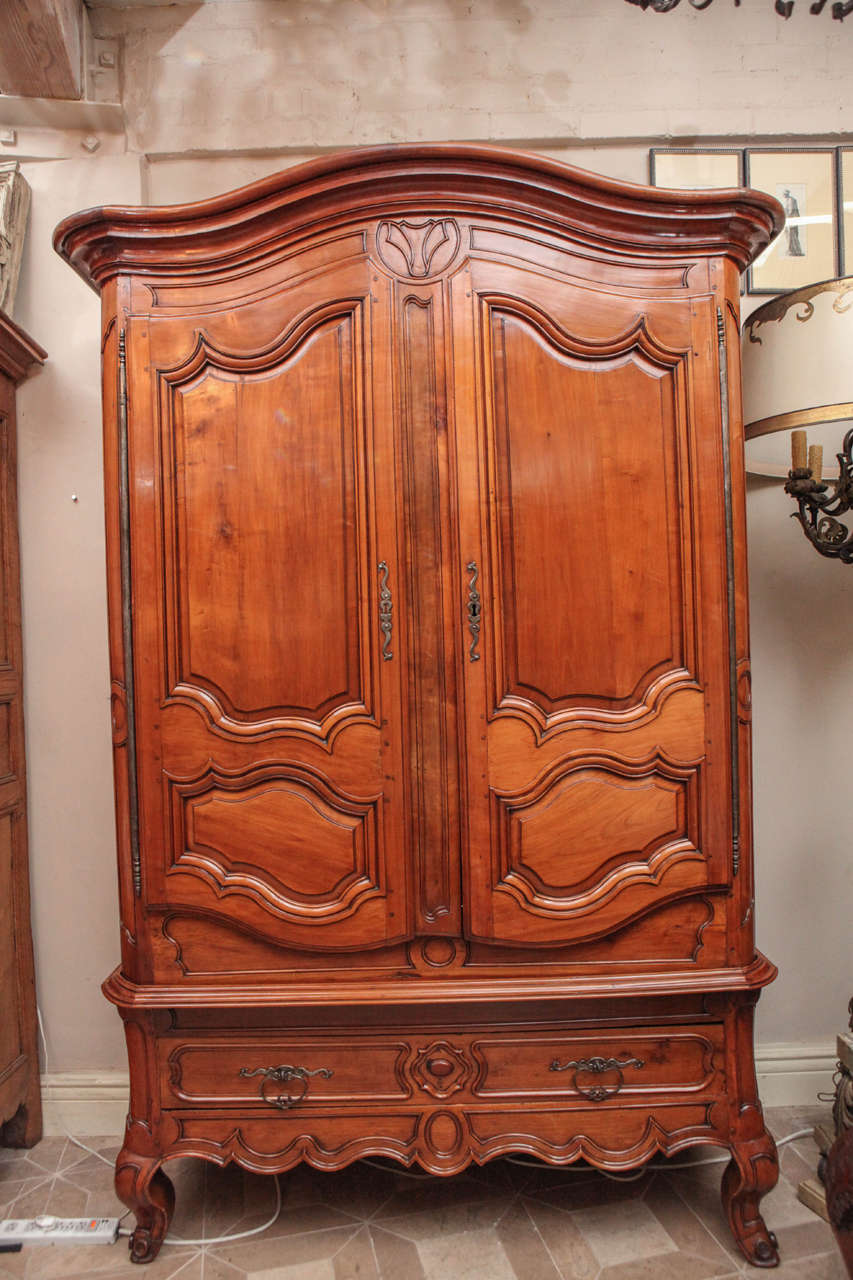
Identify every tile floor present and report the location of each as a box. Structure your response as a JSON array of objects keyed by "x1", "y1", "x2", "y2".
[{"x1": 0, "y1": 1107, "x2": 843, "y2": 1279}]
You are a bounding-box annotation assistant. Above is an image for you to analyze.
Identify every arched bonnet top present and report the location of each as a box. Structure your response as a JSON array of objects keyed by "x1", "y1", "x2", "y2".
[{"x1": 54, "y1": 143, "x2": 784, "y2": 291}]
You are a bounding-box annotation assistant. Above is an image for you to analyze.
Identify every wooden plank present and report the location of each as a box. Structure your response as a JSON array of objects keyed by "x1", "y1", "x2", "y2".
[{"x1": 0, "y1": 0, "x2": 83, "y2": 101}]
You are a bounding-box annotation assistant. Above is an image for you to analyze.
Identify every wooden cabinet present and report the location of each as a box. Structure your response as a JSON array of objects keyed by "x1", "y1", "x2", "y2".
[
  {"x1": 0, "y1": 313, "x2": 45, "y2": 1150},
  {"x1": 54, "y1": 147, "x2": 784, "y2": 1267}
]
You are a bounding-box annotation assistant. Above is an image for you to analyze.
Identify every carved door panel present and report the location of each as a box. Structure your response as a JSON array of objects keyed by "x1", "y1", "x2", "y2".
[
  {"x1": 451, "y1": 252, "x2": 732, "y2": 946},
  {"x1": 126, "y1": 257, "x2": 411, "y2": 950}
]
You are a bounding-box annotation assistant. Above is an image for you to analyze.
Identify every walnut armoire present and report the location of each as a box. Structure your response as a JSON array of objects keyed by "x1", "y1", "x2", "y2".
[{"x1": 54, "y1": 147, "x2": 784, "y2": 1267}]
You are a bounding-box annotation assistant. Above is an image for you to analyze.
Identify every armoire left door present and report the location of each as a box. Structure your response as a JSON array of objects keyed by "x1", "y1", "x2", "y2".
[{"x1": 123, "y1": 255, "x2": 413, "y2": 957}]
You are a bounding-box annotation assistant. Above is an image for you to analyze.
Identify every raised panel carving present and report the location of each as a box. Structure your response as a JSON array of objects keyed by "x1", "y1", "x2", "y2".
[
  {"x1": 494, "y1": 756, "x2": 701, "y2": 919},
  {"x1": 168, "y1": 765, "x2": 382, "y2": 924},
  {"x1": 485, "y1": 301, "x2": 695, "y2": 732},
  {"x1": 160, "y1": 301, "x2": 372, "y2": 738}
]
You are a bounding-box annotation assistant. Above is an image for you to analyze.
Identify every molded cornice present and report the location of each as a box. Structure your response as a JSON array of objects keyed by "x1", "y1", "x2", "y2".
[
  {"x1": 0, "y1": 312, "x2": 46, "y2": 383},
  {"x1": 53, "y1": 143, "x2": 784, "y2": 291}
]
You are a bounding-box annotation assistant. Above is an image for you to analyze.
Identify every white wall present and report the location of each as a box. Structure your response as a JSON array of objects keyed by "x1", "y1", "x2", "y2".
[{"x1": 6, "y1": 0, "x2": 853, "y2": 1091}]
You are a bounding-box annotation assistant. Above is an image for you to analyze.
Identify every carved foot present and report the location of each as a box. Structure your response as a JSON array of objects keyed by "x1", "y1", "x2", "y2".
[
  {"x1": 722, "y1": 1129, "x2": 780, "y2": 1268},
  {"x1": 115, "y1": 1148, "x2": 175, "y2": 1264}
]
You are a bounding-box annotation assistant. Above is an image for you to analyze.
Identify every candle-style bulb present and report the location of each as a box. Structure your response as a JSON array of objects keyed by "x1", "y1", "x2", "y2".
[{"x1": 791, "y1": 429, "x2": 808, "y2": 471}]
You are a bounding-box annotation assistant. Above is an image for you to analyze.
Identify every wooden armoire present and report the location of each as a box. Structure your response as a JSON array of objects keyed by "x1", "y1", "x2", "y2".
[{"x1": 54, "y1": 147, "x2": 784, "y2": 1267}]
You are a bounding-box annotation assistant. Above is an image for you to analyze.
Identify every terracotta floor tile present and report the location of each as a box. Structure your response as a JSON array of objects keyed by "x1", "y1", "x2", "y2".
[
  {"x1": 308, "y1": 1162, "x2": 412, "y2": 1221},
  {"x1": 520, "y1": 1197, "x2": 599, "y2": 1280},
  {"x1": 7, "y1": 1176, "x2": 89, "y2": 1222},
  {"x1": 332, "y1": 1225, "x2": 379, "y2": 1280},
  {"x1": 14, "y1": 1143, "x2": 68, "y2": 1177},
  {"x1": 667, "y1": 1170, "x2": 752, "y2": 1270},
  {"x1": 642, "y1": 1175, "x2": 734, "y2": 1273},
  {"x1": 774, "y1": 1216, "x2": 840, "y2": 1262},
  {"x1": 371, "y1": 1175, "x2": 497, "y2": 1224},
  {"x1": 763, "y1": 1162, "x2": 829, "y2": 1230},
  {"x1": 528, "y1": 1167, "x2": 654, "y2": 1214},
  {"x1": 597, "y1": 1255, "x2": 741, "y2": 1280},
  {"x1": 372, "y1": 1193, "x2": 513, "y2": 1242},
  {"x1": 570, "y1": 1196, "x2": 679, "y2": 1268},
  {"x1": 368, "y1": 1225, "x2": 425, "y2": 1279},
  {"x1": 210, "y1": 1223, "x2": 358, "y2": 1274},
  {"x1": 494, "y1": 1200, "x2": 562, "y2": 1280},
  {"x1": 772, "y1": 1250, "x2": 848, "y2": 1279},
  {"x1": 415, "y1": 1227, "x2": 517, "y2": 1280},
  {"x1": 69, "y1": 1249, "x2": 202, "y2": 1280}
]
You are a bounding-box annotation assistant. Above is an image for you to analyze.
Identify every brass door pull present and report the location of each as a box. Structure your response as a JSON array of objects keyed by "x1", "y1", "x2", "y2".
[
  {"x1": 549, "y1": 1054, "x2": 645, "y2": 1102},
  {"x1": 466, "y1": 561, "x2": 481, "y2": 661},
  {"x1": 378, "y1": 561, "x2": 393, "y2": 661},
  {"x1": 239, "y1": 1064, "x2": 334, "y2": 1110}
]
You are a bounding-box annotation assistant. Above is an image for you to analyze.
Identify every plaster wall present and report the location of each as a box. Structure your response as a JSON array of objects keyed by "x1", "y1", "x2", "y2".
[{"x1": 9, "y1": 0, "x2": 853, "y2": 1078}]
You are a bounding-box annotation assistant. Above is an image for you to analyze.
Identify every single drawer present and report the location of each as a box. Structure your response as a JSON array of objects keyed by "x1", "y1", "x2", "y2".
[
  {"x1": 473, "y1": 1026, "x2": 724, "y2": 1102},
  {"x1": 160, "y1": 1036, "x2": 413, "y2": 1108}
]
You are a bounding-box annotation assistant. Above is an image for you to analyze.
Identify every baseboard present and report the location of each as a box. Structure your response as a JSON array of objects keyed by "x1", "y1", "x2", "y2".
[
  {"x1": 41, "y1": 1071, "x2": 128, "y2": 1139},
  {"x1": 39, "y1": 1043, "x2": 836, "y2": 1139},
  {"x1": 755, "y1": 1041, "x2": 836, "y2": 1109}
]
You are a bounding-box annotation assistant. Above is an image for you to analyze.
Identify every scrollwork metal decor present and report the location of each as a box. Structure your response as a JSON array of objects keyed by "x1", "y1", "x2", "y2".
[
  {"x1": 466, "y1": 561, "x2": 481, "y2": 662},
  {"x1": 625, "y1": 0, "x2": 853, "y2": 16},
  {"x1": 378, "y1": 561, "x2": 393, "y2": 660},
  {"x1": 785, "y1": 428, "x2": 853, "y2": 562},
  {"x1": 239, "y1": 1064, "x2": 334, "y2": 1110},
  {"x1": 549, "y1": 1053, "x2": 645, "y2": 1102}
]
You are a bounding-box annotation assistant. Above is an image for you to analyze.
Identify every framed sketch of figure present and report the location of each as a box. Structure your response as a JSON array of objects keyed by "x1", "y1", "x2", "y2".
[{"x1": 746, "y1": 149, "x2": 838, "y2": 293}]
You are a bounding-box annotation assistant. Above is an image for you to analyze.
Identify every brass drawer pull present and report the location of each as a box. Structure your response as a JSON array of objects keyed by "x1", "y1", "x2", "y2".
[
  {"x1": 378, "y1": 561, "x2": 394, "y2": 661},
  {"x1": 239, "y1": 1063, "x2": 333, "y2": 1110},
  {"x1": 466, "y1": 561, "x2": 481, "y2": 661},
  {"x1": 549, "y1": 1053, "x2": 645, "y2": 1103}
]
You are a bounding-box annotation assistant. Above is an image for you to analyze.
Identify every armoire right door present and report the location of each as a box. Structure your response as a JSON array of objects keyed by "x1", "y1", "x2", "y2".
[{"x1": 451, "y1": 241, "x2": 736, "y2": 948}]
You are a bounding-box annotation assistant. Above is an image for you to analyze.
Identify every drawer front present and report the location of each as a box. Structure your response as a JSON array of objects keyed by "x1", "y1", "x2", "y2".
[
  {"x1": 161, "y1": 1037, "x2": 413, "y2": 1107},
  {"x1": 472, "y1": 1027, "x2": 724, "y2": 1101},
  {"x1": 159, "y1": 1024, "x2": 724, "y2": 1112}
]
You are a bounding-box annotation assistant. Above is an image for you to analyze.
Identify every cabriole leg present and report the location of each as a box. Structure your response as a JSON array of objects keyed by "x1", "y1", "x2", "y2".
[
  {"x1": 115, "y1": 1146, "x2": 175, "y2": 1264},
  {"x1": 722, "y1": 1125, "x2": 780, "y2": 1268}
]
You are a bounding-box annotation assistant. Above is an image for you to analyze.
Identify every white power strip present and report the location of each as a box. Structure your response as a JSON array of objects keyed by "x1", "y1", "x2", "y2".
[{"x1": 0, "y1": 1215, "x2": 120, "y2": 1245}]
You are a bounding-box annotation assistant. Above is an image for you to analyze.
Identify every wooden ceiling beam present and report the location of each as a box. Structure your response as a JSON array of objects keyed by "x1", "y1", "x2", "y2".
[{"x1": 0, "y1": 0, "x2": 84, "y2": 101}]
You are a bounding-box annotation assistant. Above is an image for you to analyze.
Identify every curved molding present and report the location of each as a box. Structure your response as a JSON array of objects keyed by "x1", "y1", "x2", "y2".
[
  {"x1": 498, "y1": 841, "x2": 701, "y2": 920},
  {"x1": 101, "y1": 951, "x2": 780, "y2": 1011},
  {"x1": 493, "y1": 668, "x2": 701, "y2": 742},
  {"x1": 492, "y1": 751, "x2": 701, "y2": 919},
  {"x1": 483, "y1": 294, "x2": 688, "y2": 368},
  {"x1": 165, "y1": 761, "x2": 383, "y2": 925},
  {"x1": 54, "y1": 144, "x2": 783, "y2": 293},
  {"x1": 154, "y1": 1110, "x2": 725, "y2": 1180}
]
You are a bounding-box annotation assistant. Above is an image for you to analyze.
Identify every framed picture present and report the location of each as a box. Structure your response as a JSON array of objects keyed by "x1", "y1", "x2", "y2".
[
  {"x1": 745, "y1": 148, "x2": 838, "y2": 294},
  {"x1": 650, "y1": 148, "x2": 743, "y2": 191},
  {"x1": 839, "y1": 148, "x2": 853, "y2": 277}
]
